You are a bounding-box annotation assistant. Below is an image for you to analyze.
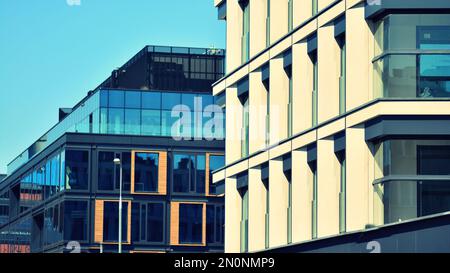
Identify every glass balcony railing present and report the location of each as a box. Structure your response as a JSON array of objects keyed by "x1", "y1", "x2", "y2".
[{"x1": 373, "y1": 178, "x2": 450, "y2": 226}]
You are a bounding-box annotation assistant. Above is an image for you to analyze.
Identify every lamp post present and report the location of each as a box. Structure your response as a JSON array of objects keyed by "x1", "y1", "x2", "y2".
[{"x1": 113, "y1": 157, "x2": 122, "y2": 253}]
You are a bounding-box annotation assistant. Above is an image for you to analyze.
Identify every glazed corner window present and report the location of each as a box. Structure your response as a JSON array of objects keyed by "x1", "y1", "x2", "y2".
[
  {"x1": 65, "y1": 150, "x2": 89, "y2": 191},
  {"x1": 179, "y1": 203, "x2": 203, "y2": 244},
  {"x1": 134, "y1": 152, "x2": 159, "y2": 193},
  {"x1": 103, "y1": 201, "x2": 128, "y2": 243},
  {"x1": 63, "y1": 201, "x2": 88, "y2": 241},
  {"x1": 173, "y1": 154, "x2": 206, "y2": 194}
]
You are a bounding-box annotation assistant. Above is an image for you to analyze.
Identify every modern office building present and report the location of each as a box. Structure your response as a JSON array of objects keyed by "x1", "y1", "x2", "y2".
[
  {"x1": 0, "y1": 45, "x2": 226, "y2": 253},
  {"x1": 212, "y1": 0, "x2": 450, "y2": 253}
]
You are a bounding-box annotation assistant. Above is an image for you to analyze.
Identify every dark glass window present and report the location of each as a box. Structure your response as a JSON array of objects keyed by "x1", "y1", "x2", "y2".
[
  {"x1": 147, "y1": 203, "x2": 164, "y2": 242},
  {"x1": 65, "y1": 150, "x2": 89, "y2": 190},
  {"x1": 100, "y1": 90, "x2": 109, "y2": 107},
  {"x1": 63, "y1": 201, "x2": 88, "y2": 241},
  {"x1": 179, "y1": 204, "x2": 203, "y2": 244},
  {"x1": 142, "y1": 92, "x2": 161, "y2": 109},
  {"x1": 121, "y1": 152, "x2": 131, "y2": 192},
  {"x1": 418, "y1": 146, "x2": 450, "y2": 175},
  {"x1": 109, "y1": 90, "x2": 125, "y2": 108},
  {"x1": 125, "y1": 91, "x2": 141, "y2": 108},
  {"x1": 98, "y1": 151, "x2": 115, "y2": 191},
  {"x1": 173, "y1": 154, "x2": 194, "y2": 193},
  {"x1": 134, "y1": 152, "x2": 159, "y2": 192},
  {"x1": 206, "y1": 205, "x2": 215, "y2": 244},
  {"x1": 103, "y1": 201, "x2": 128, "y2": 242},
  {"x1": 131, "y1": 203, "x2": 140, "y2": 242},
  {"x1": 196, "y1": 155, "x2": 206, "y2": 194}
]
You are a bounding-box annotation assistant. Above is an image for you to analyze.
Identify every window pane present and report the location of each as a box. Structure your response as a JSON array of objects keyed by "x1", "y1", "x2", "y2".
[
  {"x1": 122, "y1": 152, "x2": 131, "y2": 192},
  {"x1": 179, "y1": 204, "x2": 203, "y2": 244},
  {"x1": 109, "y1": 90, "x2": 125, "y2": 108},
  {"x1": 206, "y1": 205, "x2": 215, "y2": 244},
  {"x1": 64, "y1": 201, "x2": 88, "y2": 241},
  {"x1": 142, "y1": 92, "x2": 161, "y2": 109},
  {"x1": 131, "y1": 203, "x2": 140, "y2": 242},
  {"x1": 103, "y1": 201, "x2": 128, "y2": 242},
  {"x1": 134, "y1": 152, "x2": 159, "y2": 193},
  {"x1": 100, "y1": 90, "x2": 109, "y2": 107},
  {"x1": 125, "y1": 109, "x2": 141, "y2": 135},
  {"x1": 147, "y1": 203, "x2": 164, "y2": 242},
  {"x1": 125, "y1": 91, "x2": 141, "y2": 108},
  {"x1": 173, "y1": 154, "x2": 192, "y2": 193},
  {"x1": 108, "y1": 108, "x2": 124, "y2": 134},
  {"x1": 98, "y1": 151, "x2": 114, "y2": 191},
  {"x1": 162, "y1": 110, "x2": 182, "y2": 137},
  {"x1": 209, "y1": 155, "x2": 224, "y2": 194},
  {"x1": 162, "y1": 92, "x2": 181, "y2": 110},
  {"x1": 65, "y1": 150, "x2": 88, "y2": 190},
  {"x1": 196, "y1": 155, "x2": 206, "y2": 194},
  {"x1": 419, "y1": 55, "x2": 450, "y2": 97},
  {"x1": 141, "y1": 110, "x2": 161, "y2": 136}
]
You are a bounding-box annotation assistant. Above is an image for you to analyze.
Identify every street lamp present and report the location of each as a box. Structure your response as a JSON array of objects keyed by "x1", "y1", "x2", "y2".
[{"x1": 113, "y1": 157, "x2": 122, "y2": 253}]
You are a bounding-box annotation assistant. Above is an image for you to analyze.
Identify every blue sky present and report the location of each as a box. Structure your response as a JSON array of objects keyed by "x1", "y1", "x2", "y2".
[{"x1": 0, "y1": 0, "x2": 225, "y2": 174}]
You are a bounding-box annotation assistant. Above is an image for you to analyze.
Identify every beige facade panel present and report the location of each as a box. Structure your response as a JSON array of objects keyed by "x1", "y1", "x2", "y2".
[
  {"x1": 292, "y1": 19, "x2": 317, "y2": 44},
  {"x1": 292, "y1": 42, "x2": 314, "y2": 134},
  {"x1": 269, "y1": 141, "x2": 292, "y2": 160},
  {"x1": 226, "y1": 160, "x2": 249, "y2": 178},
  {"x1": 225, "y1": 177, "x2": 241, "y2": 253},
  {"x1": 249, "y1": 51, "x2": 271, "y2": 72},
  {"x1": 269, "y1": 0, "x2": 289, "y2": 44},
  {"x1": 319, "y1": 0, "x2": 338, "y2": 11},
  {"x1": 268, "y1": 57, "x2": 289, "y2": 145},
  {"x1": 268, "y1": 159, "x2": 288, "y2": 248},
  {"x1": 317, "y1": 138, "x2": 340, "y2": 237},
  {"x1": 213, "y1": 169, "x2": 226, "y2": 183},
  {"x1": 248, "y1": 167, "x2": 267, "y2": 252},
  {"x1": 291, "y1": 149, "x2": 312, "y2": 243},
  {"x1": 318, "y1": 0, "x2": 345, "y2": 27},
  {"x1": 346, "y1": 3, "x2": 371, "y2": 111},
  {"x1": 346, "y1": 0, "x2": 365, "y2": 9},
  {"x1": 226, "y1": 64, "x2": 250, "y2": 88},
  {"x1": 345, "y1": 125, "x2": 370, "y2": 232},
  {"x1": 213, "y1": 80, "x2": 227, "y2": 96},
  {"x1": 269, "y1": 36, "x2": 292, "y2": 60},
  {"x1": 293, "y1": 0, "x2": 312, "y2": 29},
  {"x1": 317, "y1": 24, "x2": 340, "y2": 124},
  {"x1": 292, "y1": 130, "x2": 317, "y2": 150},
  {"x1": 225, "y1": 86, "x2": 243, "y2": 164},
  {"x1": 248, "y1": 151, "x2": 269, "y2": 169},
  {"x1": 250, "y1": 0, "x2": 268, "y2": 58},
  {"x1": 317, "y1": 117, "x2": 345, "y2": 139},
  {"x1": 249, "y1": 70, "x2": 268, "y2": 154},
  {"x1": 226, "y1": 0, "x2": 243, "y2": 73}
]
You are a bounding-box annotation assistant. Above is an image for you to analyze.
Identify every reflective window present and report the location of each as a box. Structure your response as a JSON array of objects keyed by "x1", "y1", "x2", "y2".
[
  {"x1": 125, "y1": 91, "x2": 141, "y2": 108},
  {"x1": 141, "y1": 110, "x2": 161, "y2": 136},
  {"x1": 125, "y1": 109, "x2": 141, "y2": 135},
  {"x1": 108, "y1": 108, "x2": 124, "y2": 134},
  {"x1": 63, "y1": 201, "x2": 88, "y2": 241},
  {"x1": 65, "y1": 150, "x2": 88, "y2": 190},
  {"x1": 173, "y1": 154, "x2": 194, "y2": 193},
  {"x1": 103, "y1": 201, "x2": 128, "y2": 242},
  {"x1": 134, "y1": 152, "x2": 159, "y2": 193},
  {"x1": 162, "y1": 92, "x2": 181, "y2": 110},
  {"x1": 147, "y1": 203, "x2": 164, "y2": 242},
  {"x1": 206, "y1": 204, "x2": 225, "y2": 244},
  {"x1": 98, "y1": 151, "x2": 115, "y2": 191},
  {"x1": 109, "y1": 90, "x2": 125, "y2": 108},
  {"x1": 179, "y1": 203, "x2": 203, "y2": 244},
  {"x1": 196, "y1": 155, "x2": 206, "y2": 194},
  {"x1": 209, "y1": 155, "x2": 225, "y2": 194},
  {"x1": 142, "y1": 92, "x2": 161, "y2": 109}
]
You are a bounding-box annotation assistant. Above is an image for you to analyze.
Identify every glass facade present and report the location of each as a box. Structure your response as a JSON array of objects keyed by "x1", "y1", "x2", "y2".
[
  {"x1": 7, "y1": 89, "x2": 225, "y2": 175},
  {"x1": 373, "y1": 139, "x2": 450, "y2": 226},
  {"x1": 134, "y1": 152, "x2": 159, "y2": 193},
  {"x1": 63, "y1": 201, "x2": 88, "y2": 242},
  {"x1": 374, "y1": 14, "x2": 450, "y2": 99},
  {"x1": 103, "y1": 201, "x2": 128, "y2": 243},
  {"x1": 173, "y1": 154, "x2": 206, "y2": 194},
  {"x1": 179, "y1": 203, "x2": 203, "y2": 244}
]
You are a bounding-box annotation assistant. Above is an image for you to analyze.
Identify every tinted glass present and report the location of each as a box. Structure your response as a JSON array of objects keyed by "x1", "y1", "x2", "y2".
[
  {"x1": 64, "y1": 201, "x2": 88, "y2": 241},
  {"x1": 147, "y1": 203, "x2": 164, "y2": 242},
  {"x1": 108, "y1": 108, "x2": 124, "y2": 134},
  {"x1": 125, "y1": 91, "x2": 141, "y2": 108},
  {"x1": 162, "y1": 92, "x2": 181, "y2": 110},
  {"x1": 125, "y1": 109, "x2": 141, "y2": 135},
  {"x1": 103, "y1": 202, "x2": 128, "y2": 242},
  {"x1": 179, "y1": 204, "x2": 203, "y2": 244},
  {"x1": 141, "y1": 110, "x2": 161, "y2": 136},
  {"x1": 134, "y1": 152, "x2": 159, "y2": 192},
  {"x1": 98, "y1": 151, "x2": 115, "y2": 191},
  {"x1": 65, "y1": 150, "x2": 88, "y2": 190},
  {"x1": 196, "y1": 155, "x2": 206, "y2": 194},
  {"x1": 173, "y1": 154, "x2": 193, "y2": 193},
  {"x1": 109, "y1": 90, "x2": 125, "y2": 108},
  {"x1": 142, "y1": 92, "x2": 161, "y2": 109}
]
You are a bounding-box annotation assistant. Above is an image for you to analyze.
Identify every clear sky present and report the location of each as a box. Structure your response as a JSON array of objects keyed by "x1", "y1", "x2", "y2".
[{"x1": 0, "y1": 0, "x2": 225, "y2": 174}]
